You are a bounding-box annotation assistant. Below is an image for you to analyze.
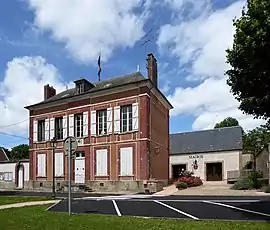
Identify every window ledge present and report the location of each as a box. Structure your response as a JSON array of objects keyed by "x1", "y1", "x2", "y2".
[
  {"x1": 95, "y1": 175, "x2": 109, "y2": 177},
  {"x1": 116, "y1": 131, "x2": 138, "y2": 135},
  {"x1": 119, "y1": 175, "x2": 134, "y2": 177}
]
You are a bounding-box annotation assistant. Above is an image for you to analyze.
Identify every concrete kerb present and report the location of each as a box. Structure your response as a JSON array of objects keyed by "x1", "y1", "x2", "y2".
[{"x1": 0, "y1": 200, "x2": 61, "y2": 210}]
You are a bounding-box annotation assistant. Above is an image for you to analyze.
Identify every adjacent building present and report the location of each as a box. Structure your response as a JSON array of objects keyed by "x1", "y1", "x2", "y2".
[
  {"x1": 170, "y1": 126, "x2": 243, "y2": 182},
  {"x1": 25, "y1": 53, "x2": 173, "y2": 193}
]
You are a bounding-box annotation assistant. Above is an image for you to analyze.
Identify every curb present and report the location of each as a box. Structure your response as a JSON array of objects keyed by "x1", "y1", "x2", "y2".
[{"x1": 0, "y1": 200, "x2": 60, "y2": 210}]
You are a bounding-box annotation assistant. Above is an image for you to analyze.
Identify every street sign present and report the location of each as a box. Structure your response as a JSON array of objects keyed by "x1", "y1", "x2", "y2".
[{"x1": 64, "y1": 136, "x2": 78, "y2": 154}]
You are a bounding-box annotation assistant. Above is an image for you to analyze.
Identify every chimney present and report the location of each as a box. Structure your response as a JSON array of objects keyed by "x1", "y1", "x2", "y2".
[
  {"x1": 147, "y1": 53, "x2": 158, "y2": 88},
  {"x1": 44, "y1": 84, "x2": 56, "y2": 100}
]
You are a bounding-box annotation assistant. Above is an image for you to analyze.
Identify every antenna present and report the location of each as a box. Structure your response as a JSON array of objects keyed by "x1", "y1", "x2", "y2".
[{"x1": 139, "y1": 28, "x2": 157, "y2": 56}]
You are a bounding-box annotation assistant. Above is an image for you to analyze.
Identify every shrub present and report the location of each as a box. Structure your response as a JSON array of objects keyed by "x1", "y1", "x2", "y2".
[
  {"x1": 176, "y1": 182, "x2": 188, "y2": 190},
  {"x1": 231, "y1": 170, "x2": 263, "y2": 190},
  {"x1": 177, "y1": 176, "x2": 203, "y2": 188}
]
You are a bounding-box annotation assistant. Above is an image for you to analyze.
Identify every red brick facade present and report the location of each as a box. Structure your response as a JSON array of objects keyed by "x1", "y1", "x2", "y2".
[{"x1": 26, "y1": 54, "x2": 172, "y2": 191}]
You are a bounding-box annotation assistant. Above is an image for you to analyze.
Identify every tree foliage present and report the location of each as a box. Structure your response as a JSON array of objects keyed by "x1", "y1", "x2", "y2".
[
  {"x1": 9, "y1": 144, "x2": 29, "y2": 160},
  {"x1": 225, "y1": 0, "x2": 270, "y2": 121},
  {"x1": 214, "y1": 117, "x2": 239, "y2": 128}
]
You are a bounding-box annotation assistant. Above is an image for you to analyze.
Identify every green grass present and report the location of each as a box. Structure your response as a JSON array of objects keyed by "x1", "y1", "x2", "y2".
[
  {"x1": 0, "y1": 196, "x2": 52, "y2": 205},
  {"x1": 0, "y1": 205, "x2": 269, "y2": 230}
]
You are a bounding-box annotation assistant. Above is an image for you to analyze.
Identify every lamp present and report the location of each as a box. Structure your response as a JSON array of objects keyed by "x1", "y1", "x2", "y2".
[{"x1": 50, "y1": 137, "x2": 57, "y2": 199}]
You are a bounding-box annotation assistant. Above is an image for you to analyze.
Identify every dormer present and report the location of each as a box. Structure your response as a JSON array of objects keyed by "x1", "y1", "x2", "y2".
[{"x1": 74, "y1": 78, "x2": 95, "y2": 94}]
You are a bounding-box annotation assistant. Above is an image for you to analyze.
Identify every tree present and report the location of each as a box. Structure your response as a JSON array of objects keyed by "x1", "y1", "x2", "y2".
[
  {"x1": 225, "y1": 0, "x2": 270, "y2": 122},
  {"x1": 214, "y1": 117, "x2": 239, "y2": 128},
  {"x1": 10, "y1": 144, "x2": 29, "y2": 160}
]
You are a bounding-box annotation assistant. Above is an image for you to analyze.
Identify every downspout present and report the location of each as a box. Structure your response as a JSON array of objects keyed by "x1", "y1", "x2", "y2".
[{"x1": 148, "y1": 86, "x2": 154, "y2": 179}]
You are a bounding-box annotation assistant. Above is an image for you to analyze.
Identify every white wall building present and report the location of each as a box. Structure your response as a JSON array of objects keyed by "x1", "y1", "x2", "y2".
[
  {"x1": 0, "y1": 160, "x2": 29, "y2": 189},
  {"x1": 170, "y1": 126, "x2": 243, "y2": 182}
]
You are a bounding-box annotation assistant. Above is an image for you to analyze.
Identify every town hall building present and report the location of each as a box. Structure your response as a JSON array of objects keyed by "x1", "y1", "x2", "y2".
[{"x1": 25, "y1": 53, "x2": 173, "y2": 193}]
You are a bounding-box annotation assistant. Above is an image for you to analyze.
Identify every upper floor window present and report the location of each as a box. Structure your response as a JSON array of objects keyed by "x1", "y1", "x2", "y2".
[
  {"x1": 121, "y1": 105, "x2": 132, "y2": 132},
  {"x1": 37, "y1": 120, "x2": 45, "y2": 141},
  {"x1": 97, "y1": 109, "x2": 107, "y2": 135},
  {"x1": 76, "y1": 83, "x2": 84, "y2": 94},
  {"x1": 74, "y1": 113, "x2": 83, "y2": 138},
  {"x1": 55, "y1": 117, "x2": 63, "y2": 140}
]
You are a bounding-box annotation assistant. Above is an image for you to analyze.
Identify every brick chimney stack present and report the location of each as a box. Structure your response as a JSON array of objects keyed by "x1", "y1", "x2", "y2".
[
  {"x1": 147, "y1": 53, "x2": 158, "y2": 88},
  {"x1": 44, "y1": 84, "x2": 56, "y2": 100}
]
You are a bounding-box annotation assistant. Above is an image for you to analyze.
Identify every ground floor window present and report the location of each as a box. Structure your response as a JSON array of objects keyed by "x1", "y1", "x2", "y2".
[
  {"x1": 206, "y1": 162, "x2": 223, "y2": 181},
  {"x1": 172, "y1": 164, "x2": 186, "y2": 180}
]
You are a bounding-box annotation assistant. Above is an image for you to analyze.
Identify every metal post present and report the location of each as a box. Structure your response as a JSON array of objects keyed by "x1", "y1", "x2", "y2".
[
  {"x1": 68, "y1": 138, "x2": 72, "y2": 215},
  {"x1": 52, "y1": 145, "x2": 56, "y2": 199}
]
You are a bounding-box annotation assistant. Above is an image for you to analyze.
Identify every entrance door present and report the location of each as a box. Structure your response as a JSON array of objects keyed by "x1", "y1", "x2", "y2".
[
  {"x1": 75, "y1": 152, "x2": 85, "y2": 184},
  {"x1": 206, "y1": 162, "x2": 222, "y2": 181},
  {"x1": 18, "y1": 166, "x2": 23, "y2": 188},
  {"x1": 172, "y1": 164, "x2": 187, "y2": 180}
]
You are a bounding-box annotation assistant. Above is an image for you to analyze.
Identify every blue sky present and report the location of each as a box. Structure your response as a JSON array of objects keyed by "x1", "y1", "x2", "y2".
[{"x1": 0, "y1": 0, "x2": 265, "y2": 148}]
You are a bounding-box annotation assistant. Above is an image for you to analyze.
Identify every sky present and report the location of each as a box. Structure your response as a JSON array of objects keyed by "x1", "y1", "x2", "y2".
[{"x1": 0, "y1": 0, "x2": 266, "y2": 148}]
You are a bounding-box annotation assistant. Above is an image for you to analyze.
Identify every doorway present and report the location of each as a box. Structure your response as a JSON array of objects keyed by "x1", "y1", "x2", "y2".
[
  {"x1": 75, "y1": 152, "x2": 85, "y2": 184},
  {"x1": 206, "y1": 162, "x2": 223, "y2": 181},
  {"x1": 172, "y1": 164, "x2": 187, "y2": 180},
  {"x1": 16, "y1": 164, "x2": 24, "y2": 189}
]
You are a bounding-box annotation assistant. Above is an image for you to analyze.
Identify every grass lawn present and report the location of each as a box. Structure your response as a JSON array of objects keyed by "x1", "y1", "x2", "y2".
[
  {"x1": 0, "y1": 205, "x2": 269, "y2": 230},
  {"x1": 0, "y1": 196, "x2": 52, "y2": 205}
]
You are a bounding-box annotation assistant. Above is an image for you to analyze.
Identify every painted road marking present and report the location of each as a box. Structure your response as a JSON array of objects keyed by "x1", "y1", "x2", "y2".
[
  {"x1": 154, "y1": 200, "x2": 199, "y2": 220},
  {"x1": 203, "y1": 200, "x2": 270, "y2": 217},
  {"x1": 112, "y1": 200, "x2": 122, "y2": 216}
]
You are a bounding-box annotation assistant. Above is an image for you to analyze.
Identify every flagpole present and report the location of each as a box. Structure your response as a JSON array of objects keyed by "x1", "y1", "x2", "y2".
[{"x1": 98, "y1": 51, "x2": 101, "y2": 82}]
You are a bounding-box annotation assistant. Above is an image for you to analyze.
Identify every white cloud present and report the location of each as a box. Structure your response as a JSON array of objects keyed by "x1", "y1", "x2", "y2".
[
  {"x1": 158, "y1": 0, "x2": 266, "y2": 131},
  {"x1": 27, "y1": 0, "x2": 150, "y2": 64},
  {"x1": 0, "y1": 56, "x2": 72, "y2": 135}
]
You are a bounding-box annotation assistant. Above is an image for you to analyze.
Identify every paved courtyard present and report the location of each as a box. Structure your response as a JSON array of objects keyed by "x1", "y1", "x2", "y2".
[{"x1": 48, "y1": 195, "x2": 270, "y2": 221}]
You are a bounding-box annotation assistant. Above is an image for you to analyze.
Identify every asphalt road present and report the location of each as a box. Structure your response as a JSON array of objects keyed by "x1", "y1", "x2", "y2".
[{"x1": 48, "y1": 195, "x2": 270, "y2": 221}]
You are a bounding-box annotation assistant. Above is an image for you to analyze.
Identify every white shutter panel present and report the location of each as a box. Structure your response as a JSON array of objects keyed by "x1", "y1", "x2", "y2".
[
  {"x1": 63, "y1": 116, "x2": 68, "y2": 139},
  {"x1": 55, "y1": 152, "x2": 63, "y2": 177},
  {"x1": 45, "y1": 119, "x2": 50, "y2": 141},
  {"x1": 91, "y1": 110, "x2": 96, "y2": 136},
  {"x1": 83, "y1": 111, "x2": 89, "y2": 137},
  {"x1": 38, "y1": 154, "x2": 46, "y2": 177},
  {"x1": 120, "y1": 148, "x2": 126, "y2": 176},
  {"x1": 69, "y1": 114, "x2": 74, "y2": 137},
  {"x1": 126, "y1": 147, "x2": 133, "y2": 176},
  {"x1": 114, "y1": 106, "x2": 120, "y2": 133},
  {"x1": 96, "y1": 149, "x2": 108, "y2": 176},
  {"x1": 37, "y1": 154, "x2": 41, "y2": 176},
  {"x1": 107, "y1": 108, "x2": 112, "y2": 134},
  {"x1": 33, "y1": 120, "x2": 38, "y2": 142},
  {"x1": 43, "y1": 154, "x2": 46, "y2": 177},
  {"x1": 50, "y1": 118, "x2": 55, "y2": 139},
  {"x1": 132, "y1": 103, "x2": 139, "y2": 131}
]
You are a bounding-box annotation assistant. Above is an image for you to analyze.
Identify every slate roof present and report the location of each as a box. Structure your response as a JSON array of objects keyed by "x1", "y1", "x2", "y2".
[
  {"x1": 170, "y1": 126, "x2": 243, "y2": 155},
  {"x1": 0, "y1": 148, "x2": 9, "y2": 161},
  {"x1": 27, "y1": 72, "x2": 146, "y2": 108}
]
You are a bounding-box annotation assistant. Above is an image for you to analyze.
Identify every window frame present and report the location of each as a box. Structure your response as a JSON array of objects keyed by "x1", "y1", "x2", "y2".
[
  {"x1": 37, "y1": 120, "x2": 45, "y2": 142},
  {"x1": 120, "y1": 105, "x2": 133, "y2": 133},
  {"x1": 97, "y1": 109, "x2": 107, "y2": 135},
  {"x1": 74, "y1": 113, "x2": 83, "y2": 138},
  {"x1": 55, "y1": 117, "x2": 63, "y2": 140}
]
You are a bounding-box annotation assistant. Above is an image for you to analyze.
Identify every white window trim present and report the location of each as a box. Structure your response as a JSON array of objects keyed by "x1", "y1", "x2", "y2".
[
  {"x1": 95, "y1": 149, "x2": 108, "y2": 176},
  {"x1": 74, "y1": 113, "x2": 83, "y2": 138},
  {"x1": 119, "y1": 147, "x2": 133, "y2": 176},
  {"x1": 121, "y1": 105, "x2": 133, "y2": 133},
  {"x1": 98, "y1": 110, "x2": 107, "y2": 135}
]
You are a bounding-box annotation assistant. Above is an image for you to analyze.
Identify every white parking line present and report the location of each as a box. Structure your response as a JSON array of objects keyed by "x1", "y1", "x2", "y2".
[
  {"x1": 203, "y1": 200, "x2": 270, "y2": 217},
  {"x1": 154, "y1": 200, "x2": 199, "y2": 220},
  {"x1": 112, "y1": 200, "x2": 122, "y2": 217}
]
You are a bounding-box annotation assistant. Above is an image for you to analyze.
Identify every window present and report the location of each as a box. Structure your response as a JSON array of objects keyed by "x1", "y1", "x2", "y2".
[
  {"x1": 74, "y1": 113, "x2": 83, "y2": 138},
  {"x1": 97, "y1": 109, "x2": 107, "y2": 135},
  {"x1": 121, "y1": 105, "x2": 132, "y2": 132},
  {"x1": 37, "y1": 120, "x2": 45, "y2": 141},
  {"x1": 55, "y1": 117, "x2": 63, "y2": 140},
  {"x1": 4, "y1": 172, "x2": 13, "y2": 182},
  {"x1": 120, "y1": 147, "x2": 133, "y2": 176},
  {"x1": 76, "y1": 83, "x2": 84, "y2": 94}
]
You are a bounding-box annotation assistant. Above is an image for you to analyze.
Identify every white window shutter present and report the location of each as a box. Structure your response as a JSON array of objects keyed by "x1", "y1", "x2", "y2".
[
  {"x1": 83, "y1": 111, "x2": 88, "y2": 137},
  {"x1": 45, "y1": 119, "x2": 50, "y2": 141},
  {"x1": 38, "y1": 154, "x2": 46, "y2": 177},
  {"x1": 107, "y1": 108, "x2": 112, "y2": 134},
  {"x1": 114, "y1": 106, "x2": 120, "y2": 133},
  {"x1": 69, "y1": 114, "x2": 74, "y2": 137},
  {"x1": 63, "y1": 116, "x2": 68, "y2": 139},
  {"x1": 132, "y1": 103, "x2": 139, "y2": 131},
  {"x1": 91, "y1": 110, "x2": 96, "y2": 136},
  {"x1": 96, "y1": 149, "x2": 108, "y2": 176},
  {"x1": 50, "y1": 118, "x2": 55, "y2": 139},
  {"x1": 55, "y1": 152, "x2": 63, "y2": 177},
  {"x1": 120, "y1": 147, "x2": 133, "y2": 176},
  {"x1": 37, "y1": 154, "x2": 41, "y2": 176},
  {"x1": 33, "y1": 120, "x2": 38, "y2": 142}
]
